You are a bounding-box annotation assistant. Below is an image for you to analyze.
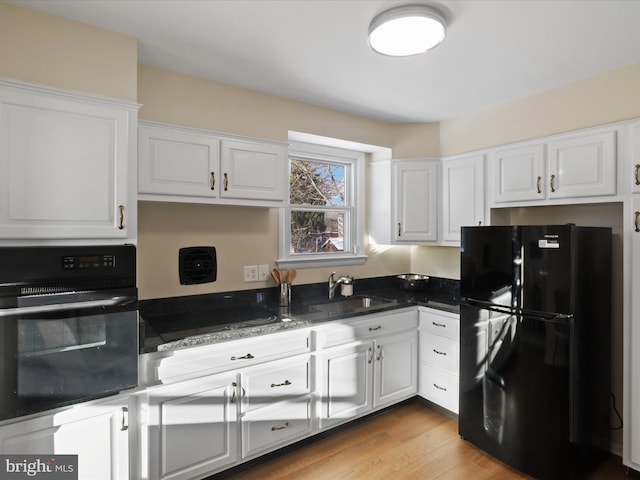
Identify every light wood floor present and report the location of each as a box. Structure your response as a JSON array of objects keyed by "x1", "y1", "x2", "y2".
[{"x1": 217, "y1": 399, "x2": 635, "y2": 480}]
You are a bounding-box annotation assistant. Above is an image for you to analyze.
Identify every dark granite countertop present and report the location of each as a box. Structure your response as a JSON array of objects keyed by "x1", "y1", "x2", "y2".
[{"x1": 139, "y1": 275, "x2": 459, "y2": 353}]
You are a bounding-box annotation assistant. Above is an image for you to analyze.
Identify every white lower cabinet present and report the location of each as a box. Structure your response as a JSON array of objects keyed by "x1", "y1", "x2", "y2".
[
  {"x1": 140, "y1": 372, "x2": 239, "y2": 480},
  {"x1": 317, "y1": 313, "x2": 419, "y2": 430},
  {"x1": 0, "y1": 397, "x2": 131, "y2": 480},
  {"x1": 419, "y1": 307, "x2": 460, "y2": 414}
]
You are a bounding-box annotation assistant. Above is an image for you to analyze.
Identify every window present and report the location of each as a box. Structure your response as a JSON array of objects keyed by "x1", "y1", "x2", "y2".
[{"x1": 278, "y1": 142, "x2": 366, "y2": 269}]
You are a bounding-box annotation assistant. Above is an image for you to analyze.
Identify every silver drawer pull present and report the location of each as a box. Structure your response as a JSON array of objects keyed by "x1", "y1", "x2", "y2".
[
  {"x1": 271, "y1": 380, "x2": 292, "y2": 388},
  {"x1": 434, "y1": 383, "x2": 447, "y2": 391},
  {"x1": 433, "y1": 349, "x2": 446, "y2": 356},
  {"x1": 369, "y1": 325, "x2": 382, "y2": 331},
  {"x1": 231, "y1": 353, "x2": 255, "y2": 360},
  {"x1": 271, "y1": 422, "x2": 290, "y2": 431},
  {"x1": 432, "y1": 322, "x2": 446, "y2": 328}
]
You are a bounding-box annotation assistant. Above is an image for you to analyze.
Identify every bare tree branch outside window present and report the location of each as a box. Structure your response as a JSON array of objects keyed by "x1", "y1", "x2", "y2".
[{"x1": 290, "y1": 159, "x2": 347, "y2": 254}]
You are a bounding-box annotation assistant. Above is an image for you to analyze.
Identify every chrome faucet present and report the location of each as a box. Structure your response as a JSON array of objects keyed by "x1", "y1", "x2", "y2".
[{"x1": 328, "y1": 272, "x2": 349, "y2": 299}]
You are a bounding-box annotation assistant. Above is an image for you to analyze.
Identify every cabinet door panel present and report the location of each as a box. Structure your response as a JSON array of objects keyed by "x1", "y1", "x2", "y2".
[
  {"x1": 375, "y1": 331, "x2": 418, "y2": 408},
  {"x1": 0, "y1": 400, "x2": 129, "y2": 480},
  {"x1": 442, "y1": 155, "x2": 484, "y2": 243},
  {"x1": 144, "y1": 372, "x2": 238, "y2": 480},
  {"x1": 139, "y1": 125, "x2": 219, "y2": 197},
  {"x1": 0, "y1": 84, "x2": 132, "y2": 239},
  {"x1": 629, "y1": 197, "x2": 640, "y2": 467},
  {"x1": 419, "y1": 365, "x2": 459, "y2": 413},
  {"x1": 493, "y1": 144, "x2": 545, "y2": 203},
  {"x1": 393, "y1": 161, "x2": 438, "y2": 242},
  {"x1": 220, "y1": 139, "x2": 286, "y2": 201},
  {"x1": 547, "y1": 130, "x2": 616, "y2": 199},
  {"x1": 319, "y1": 341, "x2": 372, "y2": 430}
]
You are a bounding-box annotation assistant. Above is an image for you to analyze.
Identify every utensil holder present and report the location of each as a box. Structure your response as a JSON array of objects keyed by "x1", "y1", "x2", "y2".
[{"x1": 279, "y1": 282, "x2": 291, "y2": 307}]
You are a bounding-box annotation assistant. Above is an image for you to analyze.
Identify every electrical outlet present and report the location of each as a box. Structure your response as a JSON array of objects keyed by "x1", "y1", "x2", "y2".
[
  {"x1": 258, "y1": 264, "x2": 269, "y2": 281},
  {"x1": 243, "y1": 265, "x2": 258, "y2": 282}
]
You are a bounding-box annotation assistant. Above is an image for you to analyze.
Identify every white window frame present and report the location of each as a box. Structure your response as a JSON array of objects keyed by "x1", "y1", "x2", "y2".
[{"x1": 277, "y1": 141, "x2": 367, "y2": 269}]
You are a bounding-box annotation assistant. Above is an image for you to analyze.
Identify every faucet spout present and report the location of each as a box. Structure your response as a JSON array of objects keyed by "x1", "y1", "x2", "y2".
[{"x1": 328, "y1": 272, "x2": 348, "y2": 299}]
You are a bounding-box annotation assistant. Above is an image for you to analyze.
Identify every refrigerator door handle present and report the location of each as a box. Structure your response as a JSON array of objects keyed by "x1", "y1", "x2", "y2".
[{"x1": 461, "y1": 298, "x2": 573, "y2": 323}]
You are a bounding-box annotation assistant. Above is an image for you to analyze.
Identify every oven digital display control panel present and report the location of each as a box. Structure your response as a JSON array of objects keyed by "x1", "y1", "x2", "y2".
[{"x1": 63, "y1": 254, "x2": 116, "y2": 270}]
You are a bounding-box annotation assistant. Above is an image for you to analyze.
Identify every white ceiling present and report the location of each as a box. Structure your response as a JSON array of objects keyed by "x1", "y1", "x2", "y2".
[{"x1": 10, "y1": 0, "x2": 640, "y2": 123}]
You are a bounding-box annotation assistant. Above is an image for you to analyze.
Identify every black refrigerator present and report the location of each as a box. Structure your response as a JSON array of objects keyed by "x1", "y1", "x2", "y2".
[{"x1": 459, "y1": 225, "x2": 611, "y2": 479}]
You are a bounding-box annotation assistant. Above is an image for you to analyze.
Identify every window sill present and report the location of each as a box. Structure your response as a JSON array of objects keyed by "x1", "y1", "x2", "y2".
[{"x1": 276, "y1": 254, "x2": 368, "y2": 270}]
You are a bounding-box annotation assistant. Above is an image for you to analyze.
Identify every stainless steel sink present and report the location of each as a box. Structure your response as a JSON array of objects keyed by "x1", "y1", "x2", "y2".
[{"x1": 310, "y1": 295, "x2": 394, "y2": 314}]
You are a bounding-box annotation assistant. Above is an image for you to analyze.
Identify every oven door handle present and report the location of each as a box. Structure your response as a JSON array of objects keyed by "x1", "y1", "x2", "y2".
[{"x1": 0, "y1": 296, "x2": 136, "y2": 318}]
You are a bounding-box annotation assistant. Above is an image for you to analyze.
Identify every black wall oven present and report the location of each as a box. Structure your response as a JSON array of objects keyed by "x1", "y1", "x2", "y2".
[{"x1": 0, "y1": 245, "x2": 138, "y2": 421}]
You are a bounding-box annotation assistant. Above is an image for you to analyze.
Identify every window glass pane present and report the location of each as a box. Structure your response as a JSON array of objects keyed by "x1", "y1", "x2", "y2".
[
  {"x1": 290, "y1": 210, "x2": 345, "y2": 254},
  {"x1": 290, "y1": 159, "x2": 346, "y2": 206}
]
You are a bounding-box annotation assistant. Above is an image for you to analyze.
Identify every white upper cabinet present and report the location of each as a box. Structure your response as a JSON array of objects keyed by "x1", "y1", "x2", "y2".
[
  {"x1": 139, "y1": 123, "x2": 219, "y2": 198},
  {"x1": 493, "y1": 143, "x2": 546, "y2": 203},
  {"x1": 392, "y1": 159, "x2": 439, "y2": 243},
  {"x1": 491, "y1": 128, "x2": 617, "y2": 205},
  {"x1": 547, "y1": 130, "x2": 616, "y2": 199},
  {"x1": 0, "y1": 80, "x2": 137, "y2": 243},
  {"x1": 630, "y1": 122, "x2": 640, "y2": 194},
  {"x1": 220, "y1": 139, "x2": 287, "y2": 202},
  {"x1": 138, "y1": 121, "x2": 287, "y2": 207},
  {"x1": 441, "y1": 154, "x2": 485, "y2": 244}
]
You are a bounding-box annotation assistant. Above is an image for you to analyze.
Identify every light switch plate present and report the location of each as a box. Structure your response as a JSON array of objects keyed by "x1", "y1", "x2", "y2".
[{"x1": 244, "y1": 265, "x2": 258, "y2": 282}]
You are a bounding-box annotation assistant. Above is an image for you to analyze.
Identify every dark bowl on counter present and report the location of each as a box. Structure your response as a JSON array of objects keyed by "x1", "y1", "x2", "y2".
[{"x1": 397, "y1": 274, "x2": 429, "y2": 291}]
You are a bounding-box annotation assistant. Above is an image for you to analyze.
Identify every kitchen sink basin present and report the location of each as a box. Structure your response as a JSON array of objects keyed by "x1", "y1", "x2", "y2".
[{"x1": 309, "y1": 295, "x2": 394, "y2": 314}]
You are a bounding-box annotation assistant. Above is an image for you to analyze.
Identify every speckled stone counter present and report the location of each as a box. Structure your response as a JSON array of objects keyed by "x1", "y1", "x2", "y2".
[{"x1": 139, "y1": 275, "x2": 459, "y2": 353}]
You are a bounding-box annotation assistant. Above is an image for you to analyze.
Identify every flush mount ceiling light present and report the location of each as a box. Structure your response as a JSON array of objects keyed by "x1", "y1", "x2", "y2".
[{"x1": 368, "y1": 4, "x2": 446, "y2": 57}]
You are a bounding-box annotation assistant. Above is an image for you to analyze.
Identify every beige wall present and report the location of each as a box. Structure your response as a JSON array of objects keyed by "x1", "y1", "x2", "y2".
[{"x1": 0, "y1": 2, "x2": 137, "y2": 101}]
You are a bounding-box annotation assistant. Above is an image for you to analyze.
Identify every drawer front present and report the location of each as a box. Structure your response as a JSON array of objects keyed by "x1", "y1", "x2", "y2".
[
  {"x1": 242, "y1": 356, "x2": 311, "y2": 413},
  {"x1": 314, "y1": 309, "x2": 418, "y2": 348},
  {"x1": 419, "y1": 308, "x2": 459, "y2": 340},
  {"x1": 420, "y1": 332, "x2": 458, "y2": 374},
  {"x1": 241, "y1": 397, "x2": 312, "y2": 459},
  {"x1": 154, "y1": 329, "x2": 311, "y2": 384},
  {"x1": 419, "y1": 365, "x2": 459, "y2": 413}
]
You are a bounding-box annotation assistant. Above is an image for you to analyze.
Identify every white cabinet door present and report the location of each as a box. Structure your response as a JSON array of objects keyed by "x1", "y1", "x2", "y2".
[
  {"x1": 547, "y1": 130, "x2": 616, "y2": 199},
  {"x1": 142, "y1": 372, "x2": 238, "y2": 480},
  {"x1": 318, "y1": 340, "x2": 373, "y2": 430},
  {"x1": 0, "y1": 398, "x2": 130, "y2": 480},
  {"x1": 220, "y1": 139, "x2": 287, "y2": 202},
  {"x1": 629, "y1": 122, "x2": 640, "y2": 194},
  {"x1": 441, "y1": 154, "x2": 485, "y2": 244},
  {"x1": 0, "y1": 81, "x2": 135, "y2": 241},
  {"x1": 139, "y1": 123, "x2": 219, "y2": 198},
  {"x1": 627, "y1": 197, "x2": 640, "y2": 470},
  {"x1": 392, "y1": 159, "x2": 438, "y2": 243},
  {"x1": 374, "y1": 330, "x2": 418, "y2": 408},
  {"x1": 493, "y1": 143, "x2": 546, "y2": 203}
]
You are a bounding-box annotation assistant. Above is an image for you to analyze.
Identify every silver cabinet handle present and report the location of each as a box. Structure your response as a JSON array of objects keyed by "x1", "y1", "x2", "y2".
[
  {"x1": 397, "y1": 222, "x2": 401, "y2": 237},
  {"x1": 376, "y1": 345, "x2": 382, "y2": 361},
  {"x1": 210, "y1": 171, "x2": 216, "y2": 190},
  {"x1": 231, "y1": 353, "x2": 255, "y2": 360},
  {"x1": 120, "y1": 407, "x2": 129, "y2": 431},
  {"x1": 118, "y1": 205, "x2": 125, "y2": 229},
  {"x1": 224, "y1": 172, "x2": 229, "y2": 191},
  {"x1": 635, "y1": 212, "x2": 640, "y2": 233},
  {"x1": 550, "y1": 174, "x2": 556, "y2": 193},
  {"x1": 367, "y1": 347, "x2": 373, "y2": 364},
  {"x1": 271, "y1": 380, "x2": 292, "y2": 388},
  {"x1": 432, "y1": 322, "x2": 446, "y2": 328},
  {"x1": 635, "y1": 164, "x2": 640, "y2": 186},
  {"x1": 369, "y1": 325, "x2": 382, "y2": 331},
  {"x1": 271, "y1": 422, "x2": 290, "y2": 431},
  {"x1": 536, "y1": 176, "x2": 542, "y2": 194},
  {"x1": 433, "y1": 349, "x2": 447, "y2": 356},
  {"x1": 434, "y1": 383, "x2": 447, "y2": 391},
  {"x1": 231, "y1": 382, "x2": 238, "y2": 403}
]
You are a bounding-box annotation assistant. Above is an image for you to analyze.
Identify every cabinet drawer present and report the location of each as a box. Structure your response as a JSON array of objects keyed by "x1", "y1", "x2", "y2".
[
  {"x1": 241, "y1": 356, "x2": 311, "y2": 413},
  {"x1": 314, "y1": 309, "x2": 418, "y2": 348},
  {"x1": 420, "y1": 332, "x2": 458, "y2": 374},
  {"x1": 419, "y1": 307, "x2": 459, "y2": 340},
  {"x1": 241, "y1": 397, "x2": 312, "y2": 459},
  {"x1": 152, "y1": 329, "x2": 311, "y2": 384},
  {"x1": 419, "y1": 365, "x2": 458, "y2": 414}
]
